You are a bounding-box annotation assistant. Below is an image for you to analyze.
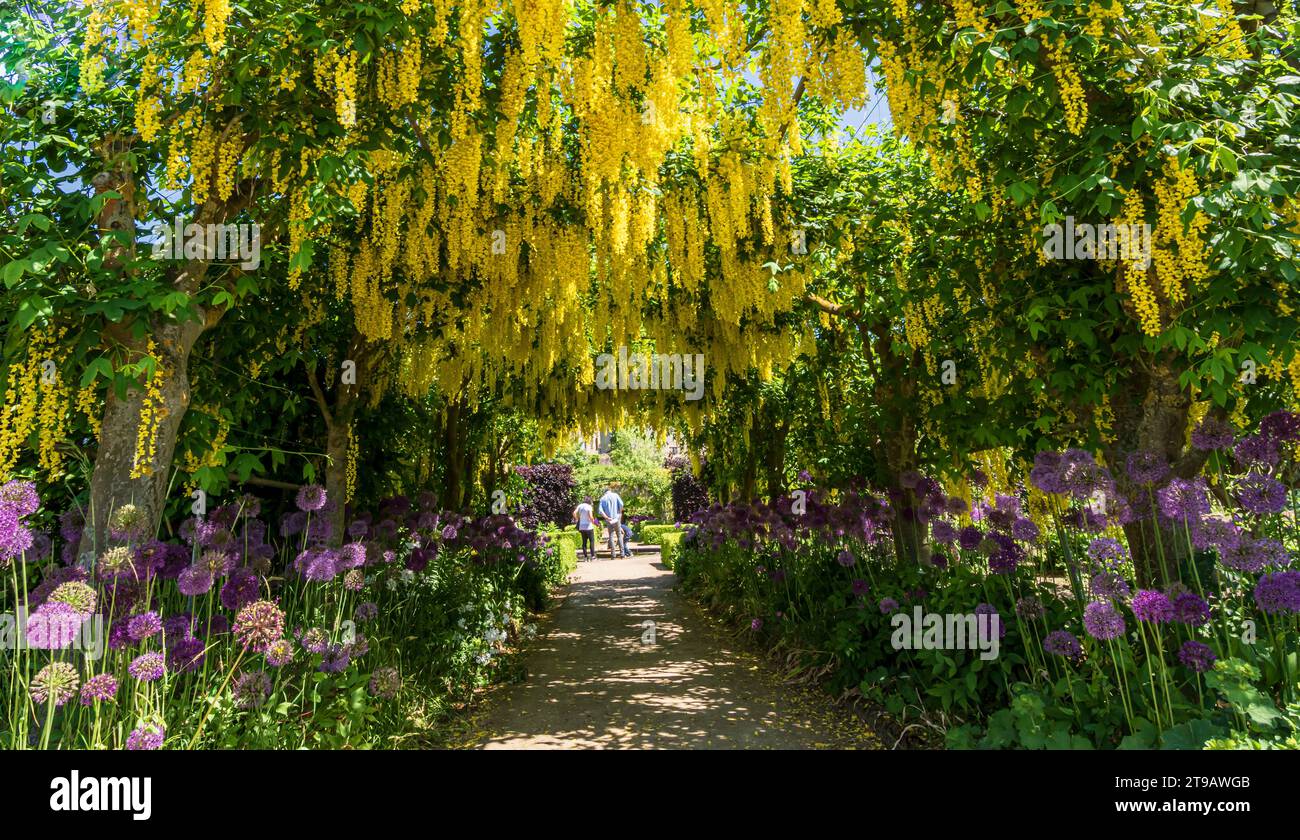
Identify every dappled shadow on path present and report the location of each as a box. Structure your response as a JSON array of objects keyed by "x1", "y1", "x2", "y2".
[{"x1": 475, "y1": 556, "x2": 879, "y2": 750}]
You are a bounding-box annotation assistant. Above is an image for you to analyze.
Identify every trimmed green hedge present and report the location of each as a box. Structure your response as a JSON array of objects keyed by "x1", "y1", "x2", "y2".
[
  {"x1": 542, "y1": 529, "x2": 581, "y2": 577},
  {"x1": 639, "y1": 524, "x2": 682, "y2": 545},
  {"x1": 659, "y1": 531, "x2": 685, "y2": 570},
  {"x1": 634, "y1": 520, "x2": 664, "y2": 539}
]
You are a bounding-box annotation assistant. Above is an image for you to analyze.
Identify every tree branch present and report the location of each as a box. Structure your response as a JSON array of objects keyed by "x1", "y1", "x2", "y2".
[{"x1": 306, "y1": 363, "x2": 334, "y2": 430}]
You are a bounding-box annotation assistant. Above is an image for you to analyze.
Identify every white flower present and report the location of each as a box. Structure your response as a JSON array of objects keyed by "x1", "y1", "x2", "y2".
[{"x1": 474, "y1": 652, "x2": 492, "y2": 665}]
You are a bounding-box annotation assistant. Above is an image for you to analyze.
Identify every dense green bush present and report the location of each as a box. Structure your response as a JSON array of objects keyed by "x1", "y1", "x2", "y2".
[
  {"x1": 659, "y1": 531, "x2": 685, "y2": 570},
  {"x1": 639, "y1": 524, "x2": 683, "y2": 545}
]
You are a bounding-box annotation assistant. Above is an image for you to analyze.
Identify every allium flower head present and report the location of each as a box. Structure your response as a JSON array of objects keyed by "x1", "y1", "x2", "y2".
[
  {"x1": 1234, "y1": 433, "x2": 1280, "y2": 468},
  {"x1": 26, "y1": 602, "x2": 83, "y2": 649},
  {"x1": 265, "y1": 638, "x2": 295, "y2": 667},
  {"x1": 1086, "y1": 537, "x2": 1128, "y2": 569},
  {"x1": 1083, "y1": 601, "x2": 1126, "y2": 640},
  {"x1": 354, "y1": 601, "x2": 378, "y2": 623},
  {"x1": 1236, "y1": 471, "x2": 1287, "y2": 515},
  {"x1": 108, "y1": 503, "x2": 148, "y2": 539},
  {"x1": 1177, "y1": 640, "x2": 1217, "y2": 674},
  {"x1": 1253, "y1": 571, "x2": 1300, "y2": 615},
  {"x1": 749, "y1": 617, "x2": 763, "y2": 631},
  {"x1": 1125, "y1": 451, "x2": 1170, "y2": 486},
  {"x1": 1172, "y1": 592, "x2": 1211, "y2": 626},
  {"x1": 1260, "y1": 410, "x2": 1300, "y2": 443},
  {"x1": 295, "y1": 484, "x2": 328, "y2": 512},
  {"x1": 878, "y1": 597, "x2": 899, "y2": 614},
  {"x1": 233, "y1": 599, "x2": 286, "y2": 653},
  {"x1": 851, "y1": 579, "x2": 870, "y2": 597},
  {"x1": 974, "y1": 603, "x2": 1006, "y2": 639},
  {"x1": 80, "y1": 674, "x2": 118, "y2": 705},
  {"x1": 126, "y1": 722, "x2": 165, "y2": 750},
  {"x1": 232, "y1": 670, "x2": 273, "y2": 709},
  {"x1": 836, "y1": 548, "x2": 855, "y2": 567},
  {"x1": 128, "y1": 652, "x2": 166, "y2": 682},
  {"x1": 298, "y1": 626, "x2": 329, "y2": 654},
  {"x1": 1220, "y1": 537, "x2": 1290, "y2": 573},
  {"x1": 1131, "y1": 589, "x2": 1175, "y2": 623},
  {"x1": 30, "y1": 661, "x2": 79, "y2": 706},
  {"x1": 1044, "y1": 630, "x2": 1083, "y2": 661},
  {"x1": 47, "y1": 580, "x2": 97, "y2": 616},
  {"x1": 200, "y1": 549, "x2": 233, "y2": 576},
  {"x1": 0, "y1": 479, "x2": 40, "y2": 516},
  {"x1": 931, "y1": 520, "x2": 958, "y2": 544},
  {"x1": 343, "y1": 569, "x2": 365, "y2": 591},
  {"x1": 126, "y1": 611, "x2": 163, "y2": 642},
  {"x1": 177, "y1": 564, "x2": 215, "y2": 596},
  {"x1": 1015, "y1": 596, "x2": 1045, "y2": 621},
  {"x1": 220, "y1": 567, "x2": 260, "y2": 611},
  {"x1": 97, "y1": 545, "x2": 137, "y2": 579},
  {"x1": 368, "y1": 666, "x2": 401, "y2": 699},
  {"x1": 1191, "y1": 416, "x2": 1235, "y2": 451},
  {"x1": 1156, "y1": 477, "x2": 1211, "y2": 522},
  {"x1": 168, "y1": 636, "x2": 206, "y2": 673}
]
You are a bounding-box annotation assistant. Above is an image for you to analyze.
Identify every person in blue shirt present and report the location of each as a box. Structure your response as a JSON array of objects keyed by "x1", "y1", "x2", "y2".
[{"x1": 597, "y1": 484, "x2": 628, "y2": 558}]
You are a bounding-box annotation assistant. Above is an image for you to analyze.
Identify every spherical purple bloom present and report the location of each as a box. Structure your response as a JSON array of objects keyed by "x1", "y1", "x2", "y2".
[
  {"x1": 126, "y1": 611, "x2": 163, "y2": 642},
  {"x1": 298, "y1": 626, "x2": 330, "y2": 654},
  {"x1": 128, "y1": 652, "x2": 166, "y2": 682},
  {"x1": 1015, "y1": 596, "x2": 1045, "y2": 621},
  {"x1": 318, "y1": 643, "x2": 352, "y2": 673},
  {"x1": 0, "y1": 479, "x2": 40, "y2": 516},
  {"x1": 220, "y1": 567, "x2": 260, "y2": 611},
  {"x1": 836, "y1": 548, "x2": 855, "y2": 567},
  {"x1": 958, "y1": 526, "x2": 984, "y2": 551},
  {"x1": 1125, "y1": 450, "x2": 1170, "y2": 486},
  {"x1": 233, "y1": 599, "x2": 286, "y2": 653},
  {"x1": 1172, "y1": 591, "x2": 1211, "y2": 627},
  {"x1": 1191, "y1": 516, "x2": 1243, "y2": 553},
  {"x1": 1234, "y1": 433, "x2": 1280, "y2": 468},
  {"x1": 1086, "y1": 537, "x2": 1128, "y2": 569},
  {"x1": 1044, "y1": 630, "x2": 1083, "y2": 660},
  {"x1": 1156, "y1": 477, "x2": 1211, "y2": 522},
  {"x1": 1253, "y1": 571, "x2": 1300, "y2": 615},
  {"x1": 177, "y1": 565, "x2": 215, "y2": 596},
  {"x1": 749, "y1": 617, "x2": 763, "y2": 631},
  {"x1": 851, "y1": 579, "x2": 870, "y2": 597},
  {"x1": 25, "y1": 602, "x2": 84, "y2": 649},
  {"x1": 1083, "y1": 600, "x2": 1126, "y2": 640},
  {"x1": 30, "y1": 661, "x2": 79, "y2": 706},
  {"x1": 878, "y1": 597, "x2": 899, "y2": 615},
  {"x1": 1177, "y1": 640, "x2": 1217, "y2": 674},
  {"x1": 1260, "y1": 410, "x2": 1300, "y2": 443},
  {"x1": 295, "y1": 546, "x2": 339, "y2": 582},
  {"x1": 1131, "y1": 589, "x2": 1175, "y2": 623},
  {"x1": 265, "y1": 638, "x2": 295, "y2": 667},
  {"x1": 1220, "y1": 537, "x2": 1290, "y2": 573},
  {"x1": 232, "y1": 670, "x2": 273, "y2": 709},
  {"x1": 80, "y1": 674, "x2": 118, "y2": 705},
  {"x1": 337, "y1": 542, "x2": 367, "y2": 570},
  {"x1": 931, "y1": 520, "x2": 958, "y2": 544},
  {"x1": 163, "y1": 613, "x2": 193, "y2": 641},
  {"x1": 295, "y1": 483, "x2": 328, "y2": 512},
  {"x1": 354, "y1": 601, "x2": 378, "y2": 623},
  {"x1": 1236, "y1": 471, "x2": 1287, "y2": 515},
  {"x1": 1191, "y1": 416, "x2": 1235, "y2": 451},
  {"x1": 0, "y1": 504, "x2": 35, "y2": 561},
  {"x1": 368, "y1": 666, "x2": 401, "y2": 699},
  {"x1": 1011, "y1": 517, "x2": 1040, "y2": 544},
  {"x1": 126, "y1": 722, "x2": 165, "y2": 750},
  {"x1": 168, "y1": 635, "x2": 206, "y2": 673}
]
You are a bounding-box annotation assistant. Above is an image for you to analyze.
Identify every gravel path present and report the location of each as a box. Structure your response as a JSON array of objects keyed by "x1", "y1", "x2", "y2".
[{"x1": 473, "y1": 552, "x2": 882, "y2": 749}]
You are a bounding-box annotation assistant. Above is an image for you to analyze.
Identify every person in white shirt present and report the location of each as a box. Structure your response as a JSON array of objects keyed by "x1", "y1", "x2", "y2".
[
  {"x1": 597, "y1": 485, "x2": 626, "y2": 559},
  {"x1": 572, "y1": 497, "x2": 596, "y2": 561}
]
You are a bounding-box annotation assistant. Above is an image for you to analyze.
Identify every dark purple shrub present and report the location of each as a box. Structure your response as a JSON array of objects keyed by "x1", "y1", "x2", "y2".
[{"x1": 514, "y1": 464, "x2": 577, "y2": 529}]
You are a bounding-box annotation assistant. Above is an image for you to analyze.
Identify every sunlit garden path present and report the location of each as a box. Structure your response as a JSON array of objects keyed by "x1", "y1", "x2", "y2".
[{"x1": 473, "y1": 552, "x2": 882, "y2": 750}]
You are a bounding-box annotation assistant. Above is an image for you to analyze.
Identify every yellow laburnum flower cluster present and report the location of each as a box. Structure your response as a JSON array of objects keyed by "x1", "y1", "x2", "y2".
[
  {"x1": 203, "y1": 0, "x2": 232, "y2": 54},
  {"x1": 130, "y1": 341, "x2": 165, "y2": 480},
  {"x1": 1151, "y1": 156, "x2": 1209, "y2": 307},
  {"x1": 0, "y1": 340, "x2": 41, "y2": 477},
  {"x1": 189, "y1": 118, "x2": 218, "y2": 207},
  {"x1": 334, "y1": 49, "x2": 358, "y2": 128},
  {"x1": 378, "y1": 37, "x2": 422, "y2": 109},
  {"x1": 134, "y1": 52, "x2": 163, "y2": 142},
  {"x1": 1115, "y1": 187, "x2": 1162, "y2": 336},
  {"x1": 346, "y1": 424, "x2": 358, "y2": 503}
]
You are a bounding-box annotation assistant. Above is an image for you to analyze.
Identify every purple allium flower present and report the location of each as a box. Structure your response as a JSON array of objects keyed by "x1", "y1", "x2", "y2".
[
  {"x1": 1125, "y1": 450, "x2": 1170, "y2": 486},
  {"x1": 1177, "y1": 640, "x2": 1217, "y2": 674},
  {"x1": 343, "y1": 569, "x2": 365, "y2": 591},
  {"x1": 958, "y1": 526, "x2": 984, "y2": 551},
  {"x1": 749, "y1": 617, "x2": 763, "y2": 631},
  {"x1": 295, "y1": 484, "x2": 328, "y2": 512},
  {"x1": 836, "y1": 548, "x2": 855, "y2": 567},
  {"x1": 128, "y1": 652, "x2": 166, "y2": 682},
  {"x1": 337, "y1": 542, "x2": 367, "y2": 570},
  {"x1": 126, "y1": 722, "x2": 165, "y2": 750},
  {"x1": 177, "y1": 565, "x2": 215, "y2": 596},
  {"x1": 318, "y1": 643, "x2": 352, "y2": 673},
  {"x1": 233, "y1": 599, "x2": 285, "y2": 653},
  {"x1": 1043, "y1": 630, "x2": 1083, "y2": 660},
  {"x1": 0, "y1": 479, "x2": 40, "y2": 516},
  {"x1": 347, "y1": 520, "x2": 369, "y2": 539},
  {"x1": 354, "y1": 602, "x2": 378, "y2": 623},
  {"x1": 1011, "y1": 517, "x2": 1040, "y2": 544},
  {"x1": 1234, "y1": 433, "x2": 1280, "y2": 468},
  {"x1": 126, "y1": 611, "x2": 163, "y2": 642},
  {"x1": 206, "y1": 614, "x2": 230, "y2": 635},
  {"x1": 878, "y1": 597, "x2": 899, "y2": 615},
  {"x1": 107, "y1": 503, "x2": 148, "y2": 539},
  {"x1": 368, "y1": 666, "x2": 401, "y2": 699},
  {"x1": 440, "y1": 524, "x2": 458, "y2": 541},
  {"x1": 1191, "y1": 416, "x2": 1235, "y2": 451},
  {"x1": 168, "y1": 636, "x2": 206, "y2": 674},
  {"x1": 220, "y1": 567, "x2": 260, "y2": 611},
  {"x1": 931, "y1": 520, "x2": 958, "y2": 544},
  {"x1": 96, "y1": 545, "x2": 138, "y2": 580},
  {"x1": 26, "y1": 602, "x2": 83, "y2": 649},
  {"x1": 295, "y1": 547, "x2": 339, "y2": 582},
  {"x1": 0, "y1": 504, "x2": 34, "y2": 562},
  {"x1": 1015, "y1": 596, "x2": 1045, "y2": 621},
  {"x1": 265, "y1": 638, "x2": 295, "y2": 667},
  {"x1": 30, "y1": 661, "x2": 79, "y2": 706},
  {"x1": 298, "y1": 626, "x2": 330, "y2": 654},
  {"x1": 47, "y1": 580, "x2": 98, "y2": 616},
  {"x1": 1172, "y1": 592, "x2": 1211, "y2": 626},
  {"x1": 1261, "y1": 410, "x2": 1300, "y2": 443},
  {"x1": 232, "y1": 670, "x2": 273, "y2": 709},
  {"x1": 851, "y1": 579, "x2": 870, "y2": 597},
  {"x1": 163, "y1": 614, "x2": 193, "y2": 641},
  {"x1": 1236, "y1": 471, "x2": 1287, "y2": 515},
  {"x1": 1156, "y1": 477, "x2": 1211, "y2": 522},
  {"x1": 80, "y1": 674, "x2": 118, "y2": 705},
  {"x1": 944, "y1": 496, "x2": 969, "y2": 515},
  {"x1": 970, "y1": 469, "x2": 988, "y2": 488},
  {"x1": 1220, "y1": 537, "x2": 1290, "y2": 573},
  {"x1": 1086, "y1": 537, "x2": 1128, "y2": 569},
  {"x1": 1131, "y1": 589, "x2": 1175, "y2": 623},
  {"x1": 1191, "y1": 516, "x2": 1243, "y2": 553},
  {"x1": 1253, "y1": 571, "x2": 1300, "y2": 615},
  {"x1": 1083, "y1": 600, "x2": 1126, "y2": 640},
  {"x1": 974, "y1": 603, "x2": 1006, "y2": 639}
]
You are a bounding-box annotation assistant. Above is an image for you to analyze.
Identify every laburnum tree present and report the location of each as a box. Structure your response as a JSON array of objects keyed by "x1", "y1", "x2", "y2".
[{"x1": 1, "y1": 0, "x2": 874, "y2": 556}]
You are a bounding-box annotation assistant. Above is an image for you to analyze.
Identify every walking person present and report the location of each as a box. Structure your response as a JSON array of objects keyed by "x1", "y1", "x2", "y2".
[
  {"x1": 572, "y1": 496, "x2": 596, "y2": 562},
  {"x1": 598, "y1": 483, "x2": 626, "y2": 560}
]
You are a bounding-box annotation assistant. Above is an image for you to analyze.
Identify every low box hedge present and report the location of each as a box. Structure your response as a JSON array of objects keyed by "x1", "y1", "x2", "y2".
[
  {"x1": 541, "y1": 529, "x2": 581, "y2": 576},
  {"x1": 659, "y1": 530, "x2": 685, "y2": 570},
  {"x1": 639, "y1": 524, "x2": 683, "y2": 545}
]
